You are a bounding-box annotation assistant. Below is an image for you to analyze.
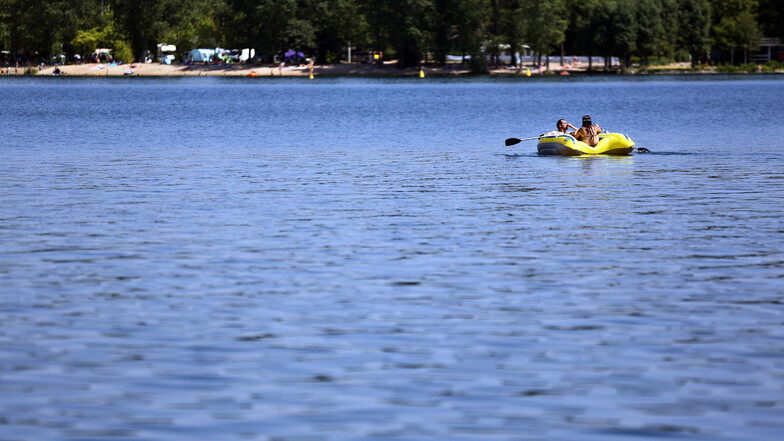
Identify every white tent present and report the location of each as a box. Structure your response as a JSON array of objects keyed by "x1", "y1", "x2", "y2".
[
  {"x1": 188, "y1": 49, "x2": 215, "y2": 63},
  {"x1": 240, "y1": 48, "x2": 255, "y2": 62}
]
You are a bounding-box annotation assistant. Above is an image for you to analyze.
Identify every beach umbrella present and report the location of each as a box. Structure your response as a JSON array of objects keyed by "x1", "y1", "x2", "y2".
[{"x1": 285, "y1": 50, "x2": 296, "y2": 58}]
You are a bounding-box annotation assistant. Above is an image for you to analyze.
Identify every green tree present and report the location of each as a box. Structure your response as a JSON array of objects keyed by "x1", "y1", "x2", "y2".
[
  {"x1": 591, "y1": 1, "x2": 614, "y2": 68},
  {"x1": 614, "y1": 0, "x2": 638, "y2": 68},
  {"x1": 432, "y1": 0, "x2": 455, "y2": 66},
  {"x1": 113, "y1": 39, "x2": 134, "y2": 63},
  {"x1": 286, "y1": 18, "x2": 317, "y2": 52},
  {"x1": 678, "y1": 0, "x2": 711, "y2": 67},
  {"x1": 364, "y1": 0, "x2": 435, "y2": 67},
  {"x1": 568, "y1": 0, "x2": 601, "y2": 71},
  {"x1": 396, "y1": 0, "x2": 435, "y2": 67},
  {"x1": 0, "y1": 0, "x2": 60, "y2": 62},
  {"x1": 108, "y1": 0, "x2": 227, "y2": 61},
  {"x1": 14, "y1": 1, "x2": 76, "y2": 61},
  {"x1": 708, "y1": 0, "x2": 762, "y2": 64},
  {"x1": 305, "y1": 0, "x2": 368, "y2": 63},
  {"x1": 592, "y1": 0, "x2": 637, "y2": 70},
  {"x1": 251, "y1": 0, "x2": 297, "y2": 57},
  {"x1": 455, "y1": 0, "x2": 488, "y2": 72},
  {"x1": 1, "y1": 0, "x2": 777, "y2": 73},
  {"x1": 157, "y1": 0, "x2": 218, "y2": 51},
  {"x1": 732, "y1": 9, "x2": 763, "y2": 62},
  {"x1": 110, "y1": 0, "x2": 157, "y2": 59},
  {"x1": 194, "y1": 3, "x2": 229, "y2": 49},
  {"x1": 525, "y1": 0, "x2": 568, "y2": 70},
  {"x1": 757, "y1": 0, "x2": 784, "y2": 40},
  {"x1": 501, "y1": 0, "x2": 528, "y2": 68},
  {"x1": 659, "y1": 0, "x2": 680, "y2": 61},
  {"x1": 430, "y1": 0, "x2": 487, "y2": 70},
  {"x1": 635, "y1": 0, "x2": 665, "y2": 64},
  {"x1": 70, "y1": 5, "x2": 123, "y2": 56}
]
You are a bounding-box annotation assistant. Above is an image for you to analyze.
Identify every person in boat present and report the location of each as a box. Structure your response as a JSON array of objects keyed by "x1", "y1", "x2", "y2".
[
  {"x1": 543, "y1": 119, "x2": 577, "y2": 136},
  {"x1": 574, "y1": 114, "x2": 602, "y2": 146}
]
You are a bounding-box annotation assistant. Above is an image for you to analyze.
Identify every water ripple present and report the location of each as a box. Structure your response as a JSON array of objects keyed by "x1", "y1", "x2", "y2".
[{"x1": 1, "y1": 77, "x2": 783, "y2": 440}]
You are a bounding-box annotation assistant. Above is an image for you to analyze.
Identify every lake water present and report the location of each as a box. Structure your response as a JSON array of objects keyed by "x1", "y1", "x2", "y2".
[{"x1": 1, "y1": 75, "x2": 783, "y2": 441}]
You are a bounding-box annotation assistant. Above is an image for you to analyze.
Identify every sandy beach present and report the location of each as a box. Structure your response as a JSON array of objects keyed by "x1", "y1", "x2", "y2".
[
  {"x1": 37, "y1": 62, "x2": 466, "y2": 77},
  {"x1": 28, "y1": 60, "x2": 753, "y2": 78},
  {"x1": 34, "y1": 60, "x2": 608, "y2": 78}
]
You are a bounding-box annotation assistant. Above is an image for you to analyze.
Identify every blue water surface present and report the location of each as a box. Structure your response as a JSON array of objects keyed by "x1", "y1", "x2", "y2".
[{"x1": 1, "y1": 75, "x2": 783, "y2": 441}]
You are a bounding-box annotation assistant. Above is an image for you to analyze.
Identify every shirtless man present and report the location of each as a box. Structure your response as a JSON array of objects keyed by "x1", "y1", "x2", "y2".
[
  {"x1": 543, "y1": 119, "x2": 577, "y2": 136},
  {"x1": 574, "y1": 115, "x2": 602, "y2": 146}
]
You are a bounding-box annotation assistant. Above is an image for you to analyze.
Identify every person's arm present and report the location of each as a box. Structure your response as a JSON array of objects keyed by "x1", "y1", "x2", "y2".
[
  {"x1": 567, "y1": 123, "x2": 578, "y2": 130},
  {"x1": 596, "y1": 125, "x2": 602, "y2": 133}
]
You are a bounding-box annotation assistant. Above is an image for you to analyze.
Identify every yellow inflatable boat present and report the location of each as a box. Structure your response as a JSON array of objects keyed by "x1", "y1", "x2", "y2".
[{"x1": 537, "y1": 132, "x2": 635, "y2": 156}]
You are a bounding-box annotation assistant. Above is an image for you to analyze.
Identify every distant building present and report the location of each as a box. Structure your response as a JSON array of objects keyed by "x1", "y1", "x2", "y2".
[
  {"x1": 750, "y1": 38, "x2": 783, "y2": 63},
  {"x1": 712, "y1": 38, "x2": 783, "y2": 65}
]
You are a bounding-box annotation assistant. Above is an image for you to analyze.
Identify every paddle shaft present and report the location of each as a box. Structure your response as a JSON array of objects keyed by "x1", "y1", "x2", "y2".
[
  {"x1": 505, "y1": 136, "x2": 541, "y2": 146},
  {"x1": 506, "y1": 129, "x2": 612, "y2": 147}
]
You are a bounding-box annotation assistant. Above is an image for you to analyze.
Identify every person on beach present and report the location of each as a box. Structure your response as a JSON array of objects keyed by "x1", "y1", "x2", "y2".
[{"x1": 574, "y1": 115, "x2": 602, "y2": 146}]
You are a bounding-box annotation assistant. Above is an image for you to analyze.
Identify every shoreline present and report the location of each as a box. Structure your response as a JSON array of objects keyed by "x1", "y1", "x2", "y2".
[{"x1": 10, "y1": 61, "x2": 784, "y2": 78}]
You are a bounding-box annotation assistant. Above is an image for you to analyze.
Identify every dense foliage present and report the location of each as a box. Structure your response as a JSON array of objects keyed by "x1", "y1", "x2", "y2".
[{"x1": 0, "y1": 0, "x2": 779, "y2": 70}]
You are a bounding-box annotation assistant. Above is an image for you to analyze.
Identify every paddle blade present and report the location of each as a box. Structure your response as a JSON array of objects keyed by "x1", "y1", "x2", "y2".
[{"x1": 505, "y1": 138, "x2": 521, "y2": 146}]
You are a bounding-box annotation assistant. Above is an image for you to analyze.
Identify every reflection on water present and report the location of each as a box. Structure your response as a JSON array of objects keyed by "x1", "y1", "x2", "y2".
[{"x1": 1, "y1": 76, "x2": 783, "y2": 441}]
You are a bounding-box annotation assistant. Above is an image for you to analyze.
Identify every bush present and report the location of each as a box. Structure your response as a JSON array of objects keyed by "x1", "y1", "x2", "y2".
[
  {"x1": 113, "y1": 40, "x2": 134, "y2": 64},
  {"x1": 674, "y1": 49, "x2": 690, "y2": 63},
  {"x1": 24, "y1": 67, "x2": 38, "y2": 75},
  {"x1": 715, "y1": 63, "x2": 761, "y2": 73},
  {"x1": 742, "y1": 63, "x2": 758, "y2": 73},
  {"x1": 762, "y1": 60, "x2": 784, "y2": 72}
]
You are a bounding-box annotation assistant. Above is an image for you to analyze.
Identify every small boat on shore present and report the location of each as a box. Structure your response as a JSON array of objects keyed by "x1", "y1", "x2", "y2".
[{"x1": 537, "y1": 132, "x2": 635, "y2": 156}]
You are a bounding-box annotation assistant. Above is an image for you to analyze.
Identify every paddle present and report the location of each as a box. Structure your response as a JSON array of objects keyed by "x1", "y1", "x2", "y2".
[{"x1": 505, "y1": 136, "x2": 542, "y2": 146}]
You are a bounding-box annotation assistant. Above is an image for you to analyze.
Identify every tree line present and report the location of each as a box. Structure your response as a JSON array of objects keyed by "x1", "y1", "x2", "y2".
[{"x1": 1, "y1": 0, "x2": 781, "y2": 71}]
